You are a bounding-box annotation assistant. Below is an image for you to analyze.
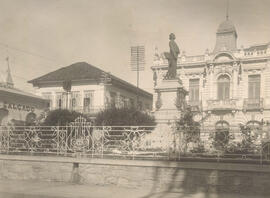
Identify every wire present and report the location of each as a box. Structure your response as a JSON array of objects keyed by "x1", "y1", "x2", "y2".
[
  {"x1": 0, "y1": 42, "x2": 62, "y2": 64},
  {"x1": 0, "y1": 41, "x2": 155, "y2": 93}
]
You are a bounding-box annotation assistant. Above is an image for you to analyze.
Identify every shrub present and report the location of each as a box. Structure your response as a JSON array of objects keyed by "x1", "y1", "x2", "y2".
[
  {"x1": 95, "y1": 107, "x2": 156, "y2": 126},
  {"x1": 175, "y1": 107, "x2": 200, "y2": 153},
  {"x1": 42, "y1": 109, "x2": 89, "y2": 126},
  {"x1": 176, "y1": 107, "x2": 200, "y2": 143},
  {"x1": 225, "y1": 125, "x2": 260, "y2": 154}
]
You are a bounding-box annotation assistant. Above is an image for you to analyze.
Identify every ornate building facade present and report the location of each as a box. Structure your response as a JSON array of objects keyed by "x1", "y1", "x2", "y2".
[{"x1": 152, "y1": 18, "x2": 270, "y2": 131}]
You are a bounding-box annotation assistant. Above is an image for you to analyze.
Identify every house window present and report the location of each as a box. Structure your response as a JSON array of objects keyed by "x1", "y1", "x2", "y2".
[
  {"x1": 248, "y1": 75, "x2": 260, "y2": 99},
  {"x1": 56, "y1": 93, "x2": 64, "y2": 109},
  {"x1": 110, "y1": 92, "x2": 116, "y2": 108},
  {"x1": 123, "y1": 98, "x2": 129, "y2": 108},
  {"x1": 120, "y1": 95, "x2": 125, "y2": 108},
  {"x1": 189, "y1": 79, "x2": 199, "y2": 101},
  {"x1": 84, "y1": 98, "x2": 90, "y2": 108},
  {"x1": 217, "y1": 75, "x2": 230, "y2": 100},
  {"x1": 58, "y1": 99, "x2": 62, "y2": 108},
  {"x1": 70, "y1": 91, "x2": 80, "y2": 110},
  {"x1": 41, "y1": 92, "x2": 52, "y2": 109},
  {"x1": 83, "y1": 91, "x2": 94, "y2": 111},
  {"x1": 71, "y1": 98, "x2": 76, "y2": 109},
  {"x1": 130, "y1": 98, "x2": 134, "y2": 108},
  {"x1": 138, "y1": 101, "x2": 143, "y2": 110}
]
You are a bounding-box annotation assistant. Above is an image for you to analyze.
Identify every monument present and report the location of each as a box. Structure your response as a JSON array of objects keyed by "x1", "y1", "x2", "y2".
[
  {"x1": 164, "y1": 33, "x2": 180, "y2": 80},
  {"x1": 140, "y1": 33, "x2": 188, "y2": 152},
  {"x1": 154, "y1": 33, "x2": 188, "y2": 123}
]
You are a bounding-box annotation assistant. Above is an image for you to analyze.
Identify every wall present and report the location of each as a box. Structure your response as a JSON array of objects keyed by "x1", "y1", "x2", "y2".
[
  {"x1": 35, "y1": 83, "x2": 105, "y2": 110},
  {"x1": 35, "y1": 82, "x2": 152, "y2": 111},
  {"x1": 107, "y1": 84, "x2": 152, "y2": 110},
  {"x1": 1, "y1": 155, "x2": 270, "y2": 196},
  {"x1": 0, "y1": 90, "x2": 48, "y2": 125}
]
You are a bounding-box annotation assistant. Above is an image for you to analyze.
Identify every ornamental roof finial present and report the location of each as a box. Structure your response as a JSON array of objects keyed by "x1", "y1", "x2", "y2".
[{"x1": 226, "y1": 0, "x2": 229, "y2": 20}]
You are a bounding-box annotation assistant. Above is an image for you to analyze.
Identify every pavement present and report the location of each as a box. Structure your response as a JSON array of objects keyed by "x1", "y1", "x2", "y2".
[{"x1": 0, "y1": 180, "x2": 268, "y2": 198}]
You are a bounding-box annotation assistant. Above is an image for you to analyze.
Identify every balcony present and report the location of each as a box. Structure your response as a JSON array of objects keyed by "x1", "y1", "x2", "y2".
[
  {"x1": 187, "y1": 100, "x2": 201, "y2": 112},
  {"x1": 243, "y1": 98, "x2": 263, "y2": 111},
  {"x1": 206, "y1": 99, "x2": 237, "y2": 111}
]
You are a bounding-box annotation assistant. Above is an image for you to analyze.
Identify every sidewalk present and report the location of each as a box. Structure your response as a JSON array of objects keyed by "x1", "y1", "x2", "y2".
[{"x1": 0, "y1": 180, "x2": 268, "y2": 198}]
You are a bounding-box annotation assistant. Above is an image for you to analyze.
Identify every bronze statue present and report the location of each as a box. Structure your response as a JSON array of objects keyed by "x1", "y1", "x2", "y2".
[{"x1": 164, "y1": 33, "x2": 180, "y2": 79}]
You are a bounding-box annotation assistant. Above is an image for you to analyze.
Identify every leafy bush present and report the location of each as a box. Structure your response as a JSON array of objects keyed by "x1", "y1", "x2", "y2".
[
  {"x1": 225, "y1": 125, "x2": 260, "y2": 154},
  {"x1": 210, "y1": 129, "x2": 231, "y2": 151},
  {"x1": 95, "y1": 107, "x2": 156, "y2": 126},
  {"x1": 176, "y1": 107, "x2": 200, "y2": 143},
  {"x1": 42, "y1": 109, "x2": 89, "y2": 126},
  {"x1": 175, "y1": 107, "x2": 201, "y2": 153}
]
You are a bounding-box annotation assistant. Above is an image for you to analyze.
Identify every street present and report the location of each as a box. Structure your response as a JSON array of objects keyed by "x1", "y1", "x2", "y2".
[{"x1": 0, "y1": 180, "x2": 268, "y2": 198}]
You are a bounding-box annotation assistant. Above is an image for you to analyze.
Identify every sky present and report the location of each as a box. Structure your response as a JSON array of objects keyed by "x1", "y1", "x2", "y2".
[{"x1": 0, "y1": 0, "x2": 269, "y2": 94}]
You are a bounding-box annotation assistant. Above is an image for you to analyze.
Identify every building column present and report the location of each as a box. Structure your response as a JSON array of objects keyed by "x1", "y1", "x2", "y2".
[
  {"x1": 233, "y1": 62, "x2": 238, "y2": 99},
  {"x1": 52, "y1": 92, "x2": 56, "y2": 110},
  {"x1": 209, "y1": 64, "x2": 214, "y2": 99}
]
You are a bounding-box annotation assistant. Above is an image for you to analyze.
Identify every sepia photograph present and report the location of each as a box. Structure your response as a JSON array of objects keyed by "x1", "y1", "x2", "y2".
[{"x1": 0, "y1": 0, "x2": 270, "y2": 197}]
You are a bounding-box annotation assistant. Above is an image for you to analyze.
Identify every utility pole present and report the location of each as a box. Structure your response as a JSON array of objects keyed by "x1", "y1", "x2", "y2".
[{"x1": 130, "y1": 46, "x2": 145, "y2": 109}]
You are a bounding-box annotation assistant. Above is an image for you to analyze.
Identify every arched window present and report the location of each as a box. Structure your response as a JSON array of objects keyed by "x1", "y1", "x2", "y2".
[
  {"x1": 217, "y1": 75, "x2": 230, "y2": 100},
  {"x1": 216, "y1": 121, "x2": 230, "y2": 130},
  {"x1": 246, "y1": 120, "x2": 262, "y2": 130},
  {"x1": 214, "y1": 121, "x2": 230, "y2": 148}
]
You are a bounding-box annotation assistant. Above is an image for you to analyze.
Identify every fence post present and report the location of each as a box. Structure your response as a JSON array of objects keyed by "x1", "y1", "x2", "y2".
[
  {"x1": 260, "y1": 144, "x2": 263, "y2": 165},
  {"x1": 132, "y1": 129, "x2": 135, "y2": 160},
  {"x1": 8, "y1": 126, "x2": 10, "y2": 153},
  {"x1": 91, "y1": 126, "x2": 94, "y2": 159},
  {"x1": 101, "y1": 127, "x2": 104, "y2": 159},
  {"x1": 65, "y1": 124, "x2": 68, "y2": 156},
  {"x1": 56, "y1": 125, "x2": 59, "y2": 155}
]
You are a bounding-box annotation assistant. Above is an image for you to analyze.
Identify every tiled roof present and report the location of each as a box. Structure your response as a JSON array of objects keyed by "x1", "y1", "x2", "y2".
[
  {"x1": 29, "y1": 62, "x2": 103, "y2": 83},
  {"x1": 28, "y1": 62, "x2": 152, "y2": 98}
]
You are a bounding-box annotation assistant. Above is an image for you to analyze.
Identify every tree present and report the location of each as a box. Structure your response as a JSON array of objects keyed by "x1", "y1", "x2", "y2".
[
  {"x1": 225, "y1": 124, "x2": 260, "y2": 154},
  {"x1": 176, "y1": 106, "x2": 201, "y2": 153},
  {"x1": 95, "y1": 107, "x2": 156, "y2": 126},
  {"x1": 42, "y1": 109, "x2": 89, "y2": 126}
]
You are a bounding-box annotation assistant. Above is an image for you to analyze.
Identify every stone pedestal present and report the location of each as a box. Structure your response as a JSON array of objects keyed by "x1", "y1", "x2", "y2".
[{"x1": 154, "y1": 79, "x2": 188, "y2": 124}]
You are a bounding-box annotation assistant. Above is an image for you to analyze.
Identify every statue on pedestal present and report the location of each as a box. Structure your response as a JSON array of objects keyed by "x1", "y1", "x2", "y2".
[{"x1": 164, "y1": 33, "x2": 180, "y2": 80}]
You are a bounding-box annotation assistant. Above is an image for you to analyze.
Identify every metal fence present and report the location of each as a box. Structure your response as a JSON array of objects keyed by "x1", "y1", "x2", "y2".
[
  {"x1": 0, "y1": 126, "x2": 156, "y2": 160},
  {"x1": 1, "y1": 117, "x2": 270, "y2": 164}
]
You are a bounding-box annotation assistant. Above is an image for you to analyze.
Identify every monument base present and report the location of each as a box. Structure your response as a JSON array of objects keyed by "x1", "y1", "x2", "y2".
[{"x1": 154, "y1": 78, "x2": 188, "y2": 124}]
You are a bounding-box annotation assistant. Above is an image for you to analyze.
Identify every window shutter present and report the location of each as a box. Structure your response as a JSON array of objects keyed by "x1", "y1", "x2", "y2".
[
  {"x1": 217, "y1": 84, "x2": 223, "y2": 100},
  {"x1": 248, "y1": 75, "x2": 260, "y2": 99},
  {"x1": 195, "y1": 87, "x2": 199, "y2": 101},
  {"x1": 225, "y1": 83, "x2": 230, "y2": 99},
  {"x1": 217, "y1": 75, "x2": 230, "y2": 100},
  {"x1": 189, "y1": 79, "x2": 199, "y2": 101},
  {"x1": 248, "y1": 82, "x2": 253, "y2": 99},
  {"x1": 255, "y1": 81, "x2": 260, "y2": 98}
]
